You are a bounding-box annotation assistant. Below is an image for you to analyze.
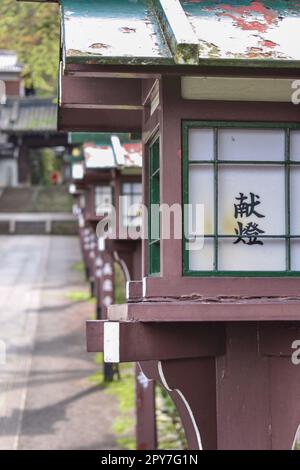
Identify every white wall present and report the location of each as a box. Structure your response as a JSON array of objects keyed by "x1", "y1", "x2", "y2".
[{"x1": 0, "y1": 159, "x2": 18, "y2": 187}]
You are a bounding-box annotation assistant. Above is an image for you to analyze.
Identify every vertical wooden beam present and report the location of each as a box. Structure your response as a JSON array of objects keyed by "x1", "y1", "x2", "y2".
[
  {"x1": 135, "y1": 364, "x2": 157, "y2": 450},
  {"x1": 160, "y1": 76, "x2": 183, "y2": 280},
  {"x1": 18, "y1": 143, "x2": 31, "y2": 184}
]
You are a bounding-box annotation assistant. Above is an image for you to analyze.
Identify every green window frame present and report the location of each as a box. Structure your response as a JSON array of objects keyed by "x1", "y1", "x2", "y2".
[
  {"x1": 148, "y1": 137, "x2": 160, "y2": 275},
  {"x1": 182, "y1": 120, "x2": 300, "y2": 277}
]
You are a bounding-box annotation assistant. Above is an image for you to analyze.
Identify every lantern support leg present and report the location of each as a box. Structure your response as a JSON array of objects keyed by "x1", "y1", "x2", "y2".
[
  {"x1": 267, "y1": 356, "x2": 300, "y2": 450},
  {"x1": 140, "y1": 358, "x2": 218, "y2": 450},
  {"x1": 135, "y1": 363, "x2": 157, "y2": 450}
]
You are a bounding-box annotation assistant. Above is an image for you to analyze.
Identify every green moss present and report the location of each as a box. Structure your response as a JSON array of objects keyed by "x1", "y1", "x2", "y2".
[
  {"x1": 32, "y1": 186, "x2": 73, "y2": 212},
  {"x1": 114, "y1": 262, "x2": 126, "y2": 304},
  {"x1": 156, "y1": 384, "x2": 187, "y2": 450},
  {"x1": 90, "y1": 359, "x2": 135, "y2": 450},
  {"x1": 66, "y1": 290, "x2": 91, "y2": 302},
  {"x1": 71, "y1": 261, "x2": 85, "y2": 274},
  {"x1": 51, "y1": 221, "x2": 78, "y2": 236},
  {"x1": 175, "y1": 43, "x2": 198, "y2": 65}
]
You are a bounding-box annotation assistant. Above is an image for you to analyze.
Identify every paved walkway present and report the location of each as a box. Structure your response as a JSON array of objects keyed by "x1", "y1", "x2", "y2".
[{"x1": 0, "y1": 236, "x2": 119, "y2": 450}]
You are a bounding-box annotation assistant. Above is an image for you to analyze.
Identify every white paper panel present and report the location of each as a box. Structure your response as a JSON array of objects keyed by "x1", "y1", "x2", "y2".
[
  {"x1": 290, "y1": 166, "x2": 300, "y2": 235},
  {"x1": 189, "y1": 238, "x2": 214, "y2": 271},
  {"x1": 189, "y1": 128, "x2": 214, "y2": 161},
  {"x1": 189, "y1": 164, "x2": 214, "y2": 235},
  {"x1": 218, "y1": 238, "x2": 286, "y2": 271},
  {"x1": 290, "y1": 131, "x2": 300, "y2": 161},
  {"x1": 218, "y1": 129, "x2": 285, "y2": 161},
  {"x1": 121, "y1": 194, "x2": 142, "y2": 227},
  {"x1": 291, "y1": 241, "x2": 300, "y2": 271},
  {"x1": 95, "y1": 186, "x2": 112, "y2": 216},
  {"x1": 218, "y1": 165, "x2": 285, "y2": 236},
  {"x1": 123, "y1": 182, "x2": 142, "y2": 194}
]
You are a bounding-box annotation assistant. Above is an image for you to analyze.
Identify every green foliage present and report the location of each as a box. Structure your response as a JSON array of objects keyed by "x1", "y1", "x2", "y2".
[
  {"x1": 38, "y1": 148, "x2": 58, "y2": 185},
  {"x1": 29, "y1": 186, "x2": 73, "y2": 212},
  {"x1": 66, "y1": 290, "x2": 95, "y2": 304},
  {"x1": 72, "y1": 262, "x2": 85, "y2": 275},
  {"x1": 0, "y1": 0, "x2": 59, "y2": 95},
  {"x1": 90, "y1": 357, "x2": 135, "y2": 450},
  {"x1": 114, "y1": 262, "x2": 126, "y2": 304},
  {"x1": 156, "y1": 385, "x2": 187, "y2": 450}
]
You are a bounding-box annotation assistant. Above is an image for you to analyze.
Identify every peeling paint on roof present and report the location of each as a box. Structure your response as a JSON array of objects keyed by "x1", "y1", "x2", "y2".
[
  {"x1": 82, "y1": 138, "x2": 142, "y2": 170},
  {"x1": 61, "y1": 0, "x2": 300, "y2": 66},
  {"x1": 181, "y1": 0, "x2": 300, "y2": 62},
  {"x1": 83, "y1": 143, "x2": 116, "y2": 169},
  {"x1": 122, "y1": 142, "x2": 143, "y2": 167},
  {"x1": 62, "y1": 0, "x2": 173, "y2": 65}
]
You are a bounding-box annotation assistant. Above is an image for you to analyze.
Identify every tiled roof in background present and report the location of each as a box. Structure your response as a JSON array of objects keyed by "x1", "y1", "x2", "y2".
[
  {"x1": 0, "y1": 50, "x2": 23, "y2": 73},
  {"x1": 0, "y1": 97, "x2": 57, "y2": 133}
]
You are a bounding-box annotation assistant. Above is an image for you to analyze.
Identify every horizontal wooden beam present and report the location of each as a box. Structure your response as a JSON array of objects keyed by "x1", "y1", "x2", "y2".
[
  {"x1": 182, "y1": 76, "x2": 297, "y2": 102},
  {"x1": 108, "y1": 301, "x2": 300, "y2": 323},
  {"x1": 86, "y1": 320, "x2": 104, "y2": 353},
  {"x1": 58, "y1": 107, "x2": 142, "y2": 133},
  {"x1": 60, "y1": 75, "x2": 142, "y2": 109},
  {"x1": 86, "y1": 320, "x2": 225, "y2": 362},
  {"x1": 142, "y1": 275, "x2": 300, "y2": 301}
]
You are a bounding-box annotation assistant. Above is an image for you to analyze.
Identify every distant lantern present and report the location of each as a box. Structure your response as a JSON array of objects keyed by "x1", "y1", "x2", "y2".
[
  {"x1": 95, "y1": 256, "x2": 103, "y2": 268},
  {"x1": 103, "y1": 279, "x2": 113, "y2": 292},
  {"x1": 103, "y1": 296, "x2": 112, "y2": 307},
  {"x1": 103, "y1": 263, "x2": 113, "y2": 276},
  {"x1": 95, "y1": 269, "x2": 102, "y2": 279},
  {"x1": 72, "y1": 162, "x2": 84, "y2": 180}
]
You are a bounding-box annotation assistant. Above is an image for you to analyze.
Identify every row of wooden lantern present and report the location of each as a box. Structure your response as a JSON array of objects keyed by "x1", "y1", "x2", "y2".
[
  {"x1": 68, "y1": 136, "x2": 157, "y2": 449},
  {"x1": 24, "y1": 0, "x2": 300, "y2": 450}
]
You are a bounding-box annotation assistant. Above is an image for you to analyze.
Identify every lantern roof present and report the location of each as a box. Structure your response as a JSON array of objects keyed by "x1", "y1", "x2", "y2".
[
  {"x1": 83, "y1": 142, "x2": 116, "y2": 169},
  {"x1": 60, "y1": 0, "x2": 300, "y2": 68},
  {"x1": 80, "y1": 134, "x2": 142, "y2": 170}
]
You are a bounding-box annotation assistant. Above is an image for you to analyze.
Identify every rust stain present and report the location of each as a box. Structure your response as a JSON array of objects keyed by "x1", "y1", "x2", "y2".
[
  {"x1": 260, "y1": 39, "x2": 278, "y2": 48},
  {"x1": 246, "y1": 47, "x2": 273, "y2": 58},
  {"x1": 89, "y1": 43, "x2": 110, "y2": 49},
  {"x1": 66, "y1": 49, "x2": 83, "y2": 56},
  {"x1": 217, "y1": 1, "x2": 278, "y2": 33},
  {"x1": 119, "y1": 27, "x2": 137, "y2": 34}
]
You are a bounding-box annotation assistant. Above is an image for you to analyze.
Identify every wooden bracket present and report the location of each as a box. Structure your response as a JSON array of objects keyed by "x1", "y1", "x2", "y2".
[
  {"x1": 86, "y1": 320, "x2": 225, "y2": 362},
  {"x1": 140, "y1": 358, "x2": 217, "y2": 450}
]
